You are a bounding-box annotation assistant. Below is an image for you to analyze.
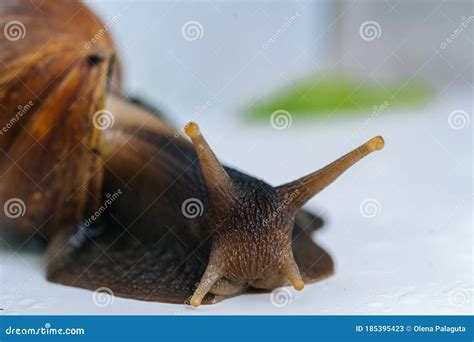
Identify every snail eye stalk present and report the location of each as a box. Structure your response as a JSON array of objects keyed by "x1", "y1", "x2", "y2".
[
  {"x1": 276, "y1": 136, "x2": 385, "y2": 211},
  {"x1": 184, "y1": 122, "x2": 238, "y2": 206}
]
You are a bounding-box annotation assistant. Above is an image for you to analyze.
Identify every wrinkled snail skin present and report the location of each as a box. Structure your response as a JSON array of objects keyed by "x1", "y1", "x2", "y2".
[{"x1": 0, "y1": 0, "x2": 385, "y2": 306}]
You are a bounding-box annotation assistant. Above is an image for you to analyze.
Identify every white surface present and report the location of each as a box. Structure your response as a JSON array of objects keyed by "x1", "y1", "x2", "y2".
[{"x1": 1, "y1": 90, "x2": 472, "y2": 315}]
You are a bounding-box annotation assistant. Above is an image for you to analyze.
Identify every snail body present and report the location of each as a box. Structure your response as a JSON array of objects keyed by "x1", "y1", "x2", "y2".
[{"x1": 0, "y1": 0, "x2": 384, "y2": 306}]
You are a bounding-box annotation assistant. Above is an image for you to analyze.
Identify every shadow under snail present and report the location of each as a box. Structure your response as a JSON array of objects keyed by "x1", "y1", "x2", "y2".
[{"x1": 0, "y1": 0, "x2": 384, "y2": 306}]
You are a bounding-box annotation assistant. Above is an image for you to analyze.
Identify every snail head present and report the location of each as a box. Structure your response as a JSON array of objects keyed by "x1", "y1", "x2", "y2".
[{"x1": 184, "y1": 122, "x2": 384, "y2": 306}]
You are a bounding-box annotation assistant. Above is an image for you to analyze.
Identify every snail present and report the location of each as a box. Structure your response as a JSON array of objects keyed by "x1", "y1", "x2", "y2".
[{"x1": 0, "y1": 0, "x2": 384, "y2": 306}]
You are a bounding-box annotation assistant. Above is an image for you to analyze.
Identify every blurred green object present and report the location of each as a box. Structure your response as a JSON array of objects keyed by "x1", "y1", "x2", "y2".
[{"x1": 245, "y1": 75, "x2": 431, "y2": 120}]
